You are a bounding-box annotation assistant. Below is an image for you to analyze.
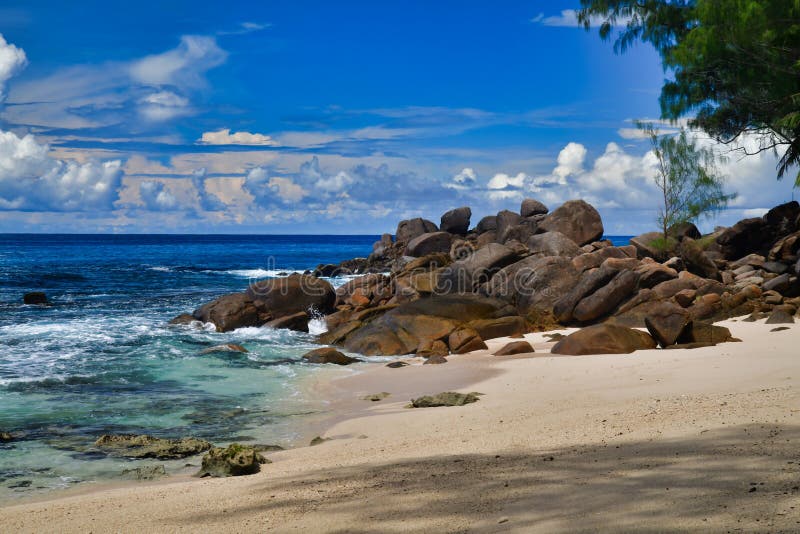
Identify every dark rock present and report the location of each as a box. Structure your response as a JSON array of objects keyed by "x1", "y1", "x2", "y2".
[
  {"x1": 310, "y1": 436, "x2": 330, "y2": 446},
  {"x1": 630, "y1": 232, "x2": 675, "y2": 261},
  {"x1": 763, "y1": 273, "x2": 791, "y2": 293},
  {"x1": 572, "y1": 270, "x2": 640, "y2": 323},
  {"x1": 440, "y1": 207, "x2": 472, "y2": 235},
  {"x1": 197, "y1": 444, "x2": 265, "y2": 477},
  {"x1": 679, "y1": 238, "x2": 719, "y2": 280},
  {"x1": 763, "y1": 200, "x2": 800, "y2": 228},
  {"x1": 0, "y1": 431, "x2": 12, "y2": 442},
  {"x1": 494, "y1": 340, "x2": 534, "y2": 356},
  {"x1": 265, "y1": 311, "x2": 309, "y2": 332},
  {"x1": 768, "y1": 230, "x2": 800, "y2": 262},
  {"x1": 423, "y1": 354, "x2": 448, "y2": 364},
  {"x1": 362, "y1": 392, "x2": 390, "y2": 401},
  {"x1": 520, "y1": 198, "x2": 548, "y2": 217},
  {"x1": 765, "y1": 310, "x2": 795, "y2": 324},
  {"x1": 553, "y1": 264, "x2": 620, "y2": 323},
  {"x1": 95, "y1": 434, "x2": 212, "y2": 459},
  {"x1": 467, "y1": 316, "x2": 527, "y2": 340},
  {"x1": 550, "y1": 324, "x2": 657, "y2": 355},
  {"x1": 168, "y1": 313, "x2": 197, "y2": 326},
  {"x1": 643, "y1": 302, "x2": 692, "y2": 347},
  {"x1": 636, "y1": 262, "x2": 679, "y2": 288},
  {"x1": 436, "y1": 243, "x2": 520, "y2": 293},
  {"x1": 495, "y1": 210, "x2": 522, "y2": 242},
  {"x1": 539, "y1": 200, "x2": 604, "y2": 246},
  {"x1": 405, "y1": 232, "x2": 453, "y2": 257},
  {"x1": 487, "y1": 255, "x2": 581, "y2": 316},
  {"x1": 246, "y1": 273, "x2": 336, "y2": 318},
  {"x1": 528, "y1": 232, "x2": 581, "y2": 257},
  {"x1": 499, "y1": 222, "x2": 536, "y2": 244},
  {"x1": 668, "y1": 222, "x2": 701, "y2": 240},
  {"x1": 762, "y1": 261, "x2": 789, "y2": 275},
  {"x1": 572, "y1": 247, "x2": 630, "y2": 272},
  {"x1": 396, "y1": 218, "x2": 438, "y2": 243},
  {"x1": 475, "y1": 215, "x2": 498, "y2": 234},
  {"x1": 410, "y1": 392, "x2": 481, "y2": 407},
  {"x1": 771, "y1": 326, "x2": 791, "y2": 332},
  {"x1": 663, "y1": 342, "x2": 718, "y2": 350},
  {"x1": 193, "y1": 293, "x2": 261, "y2": 332},
  {"x1": 386, "y1": 361, "x2": 410, "y2": 368},
  {"x1": 23, "y1": 292, "x2": 49, "y2": 305},
  {"x1": 716, "y1": 218, "x2": 767, "y2": 260},
  {"x1": 302, "y1": 347, "x2": 360, "y2": 365},
  {"x1": 199, "y1": 343, "x2": 249, "y2": 355},
  {"x1": 317, "y1": 321, "x2": 363, "y2": 346}
]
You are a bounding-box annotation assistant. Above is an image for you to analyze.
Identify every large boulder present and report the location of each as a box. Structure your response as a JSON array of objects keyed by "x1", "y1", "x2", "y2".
[
  {"x1": 571, "y1": 270, "x2": 639, "y2": 323},
  {"x1": 494, "y1": 340, "x2": 534, "y2": 356},
  {"x1": 475, "y1": 215, "x2": 498, "y2": 234},
  {"x1": 539, "y1": 200, "x2": 604, "y2": 246},
  {"x1": 644, "y1": 302, "x2": 692, "y2": 347},
  {"x1": 520, "y1": 198, "x2": 548, "y2": 217},
  {"x1": 572, "y1": 246, "x2": 631, "y2": 272},
  {"x1": 193, "y1": 293, "x2": 262, "y2": 332},
  {"x1": 197, "y1": 444, "x2": 266, "y2": 478},
  {"x1": 528, "y1": 232, "x2": 581, "y2": 257},
  {"x1": 436, "y1": 243, "x2": 520, "y2": 293},
  {"x1": 668, "y1": 222, "x2": 701, "y2": 241},
  {"x1": 95, "y1": 434, "x2": 212, "y2": 459},
  {"x1": 678, "y1": 322, "x2": 736, "y2": 344},
  {"x1": 716, "y1": 217, "x2": 767, "y2": 259},
  {"x1": 495, "y1": 210, "x2": 522, "y2": 242},
  {"x1": 396, "y1": 218, "x2": 438, "y2": 243},
  {"x1": 630, "y1": 232, "x2": 674, "y2": 261},
  {"x1": 448, "y1": 327, "x2": 488, "y2": 354},
  {"x1": 265, "y1": 311, "x2": 309, "y2": 332},
  {"x1": 550, "y1": 324, "x2": 657, "y2": 355},
  {"x1": 466, "y1": 316, "x2": 527, "y2": 340},
  {"x1": 440, "y1": 207, "x2": 471, "y2": 235},
  {"x1": 405, "y1": 232, "x2": 453, "y2": 257},
  {"x1": 246, "y1": 273, "x2": 336, "y2": 318},
  {"x1": 636, "y1": 262, "x2": 678, "y2": 288},
  {"x1": 486, "y1": 256, "x2": 581, "y2": 317},
  {"x1": 679, "y1": 238, "x2": 719, "y2": 280},
  {"x1": 553, "y1": 264, "x2": 620, "y2": 323}
]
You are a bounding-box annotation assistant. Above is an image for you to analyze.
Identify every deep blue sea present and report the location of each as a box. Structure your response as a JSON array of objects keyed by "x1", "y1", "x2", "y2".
[{"x1": 0, "y1": 233, "x2": 631, "y2": 501}]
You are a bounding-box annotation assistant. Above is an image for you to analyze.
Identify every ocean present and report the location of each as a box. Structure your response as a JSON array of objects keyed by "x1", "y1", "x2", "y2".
[{"x1": 0, "y1": 233, "x2": 632, "y2": 500}]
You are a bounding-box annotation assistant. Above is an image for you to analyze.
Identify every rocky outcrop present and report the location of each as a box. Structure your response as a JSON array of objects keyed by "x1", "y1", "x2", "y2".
[
  {"x1": 437, "y1": 243, "x2": 521, "y2": 293},
  {"x1": 551, "y1": 324, "x2": 657, "y2": 355},
  {"x1": 265, "y1": 311, "x2": 310, "y2": 332},
  {"x1": 197, "y1": 444, "x2": 266, "y2": 477},
  {"x1": 192, "y1": 293, "x2": 262, "y2": 333},
  {"x1": 528, "y1": 232, "x2": 581, "y2": 257},
  {"x1": 95, "y1": 434, "x2": 212, "y2": 459},
  {"x1": 246, "y1": 273, "x2": 336, "y2": 317},
  {"x1": 539, "y1": 200, "x2": 604, "y2": 246},
  {"x1": 643, "y1": 302, "x2": 692, "y2": 347},
  {"x1": 302, "y1": 347, "x2": 360, "y2": 365},
  {"x1": 199, "y1": 343, "x2": 249, "y2": 355},
  {"x1": 467, "y1": 316, "x2": 527, "y2": 340}
]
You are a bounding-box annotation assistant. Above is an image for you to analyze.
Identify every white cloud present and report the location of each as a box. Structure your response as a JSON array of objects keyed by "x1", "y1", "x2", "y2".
[
  {"x1": 268, "y1": 176, "x2": 308, "y2": 203},
  {"x1": 199, "y1": 128, "x2": 277, "y2": 146},
  {"x1": 553, "y1": 142, "x2": 586, "y2": 181},
  {"x1": 0, "y1": 34, "x2": 26, "y2": 101},
  {"x1": 138, "y1": 90, "x2": 191, "y2": 122},
  {"x1": 129, "y1": 35, "x2": 227, "y2": 88},
  {"x1": 533, "y1": 9, "x2": 631, "y2": 28},
  {"x1": 453, "y1": 167, "x2": 476, "y2": 185},
  {"x1": 138, "y1": 181, "x2": 178, "y2": 210},
  {"x1": 488, "y1": 172, "x2": 527, "y2": 190},
  {"x1": 0, "y1": 129, "x2": 122, "y2": 211}
]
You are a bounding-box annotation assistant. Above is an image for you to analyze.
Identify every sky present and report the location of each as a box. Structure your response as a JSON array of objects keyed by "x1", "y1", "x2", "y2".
[{"x1": 0, "y1": 1, "x2": 797, "y2": 235}]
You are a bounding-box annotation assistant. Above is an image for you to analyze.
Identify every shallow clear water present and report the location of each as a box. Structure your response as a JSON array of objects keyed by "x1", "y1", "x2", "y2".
[{"x1": 0, "y1": 234, "x2": 378, "y2": 501}]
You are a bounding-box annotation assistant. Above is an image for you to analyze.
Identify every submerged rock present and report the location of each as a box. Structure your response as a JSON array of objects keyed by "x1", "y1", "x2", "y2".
[
  {"x1": 94, "y1": 434, "x2": 212, "y2": 459},
  {"x1": 197, "y1": 444, "x2": 266, "y2": 478},
  {"x1": 302, "y1": 347, "x2": 360, "y2": 365},
  {"x1": 0, "y1": 431, "x2": 13, "y2": 442},
  {"x1": 121, "y1": 465, "x2": 167, "y2": 480},
  {"x1": 199, "y1": 343, "x2": 248, "y2": 355},
  {"x1": 23, "y1": 292, "x2": 48, "y2": 305},
  {"x1": 409, "y1": 391, "x2": 481, "y2": 408}
]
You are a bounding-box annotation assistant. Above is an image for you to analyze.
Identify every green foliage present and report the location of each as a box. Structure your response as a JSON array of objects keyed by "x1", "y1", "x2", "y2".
[
  {"x1": 578, "y1": 0, "x2": 800, "y2": 184},
  {"x1": 639, "y1": 122, "x2": 735, "y2": 241}
]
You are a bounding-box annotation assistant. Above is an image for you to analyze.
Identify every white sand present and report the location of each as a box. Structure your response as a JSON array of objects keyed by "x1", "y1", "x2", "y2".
[{"x1": 2, "y1": 318, "x2": 799, "y2": 532}]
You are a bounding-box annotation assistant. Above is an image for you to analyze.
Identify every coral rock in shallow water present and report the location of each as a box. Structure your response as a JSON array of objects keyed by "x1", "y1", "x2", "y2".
[
  {"x1": 94, "y1": 434, "x2": 212, "y2": 459},
  {"x1": 197, "y1": 444, "x2": 266, "y2": 478},
  {"x1": 410, "y1": 392, "x2": 481, "y2": 408}
]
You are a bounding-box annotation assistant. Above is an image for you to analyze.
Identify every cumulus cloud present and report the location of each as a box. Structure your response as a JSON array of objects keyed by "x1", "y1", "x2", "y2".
[
  {"x1": 0, "y1": 34, "x2": 26, "y2": 101},
  {"x1": 191, "y1": 168, "x2": 227, "y2": 211},
  {"x1": 268, "y1": 176, "x2": 309, "y2": 202},
  {"x1": 243, "y1": 167, "x2": 309, "y2": 205},
  {"x1": 138, "y1": 181, "x2": 178, "y2": 210},
  {"x1": 488, "y1": 172, "x2": 528, "y2": 190},
  {"x1": 0, "y1": 129, "x2": 122, "y2": 211},
  {"x1": 198, "y1": 128, "x2": 277, "y2": 146}
]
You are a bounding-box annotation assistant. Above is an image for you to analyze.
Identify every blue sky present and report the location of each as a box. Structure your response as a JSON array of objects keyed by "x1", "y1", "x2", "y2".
[{"x1": 0, "y1": 1, "x2": 796, "y2": 234}]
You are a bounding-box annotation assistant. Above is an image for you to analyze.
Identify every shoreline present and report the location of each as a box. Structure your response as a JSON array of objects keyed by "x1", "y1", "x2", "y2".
[{"x1": 2, "y1": 317, "x2": 799, "y2": 531}]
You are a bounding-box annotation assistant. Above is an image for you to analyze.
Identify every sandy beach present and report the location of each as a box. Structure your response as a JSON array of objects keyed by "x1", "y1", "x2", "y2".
[{"x1": 1, "y1": 317, "x2": 798, "y2": 533}]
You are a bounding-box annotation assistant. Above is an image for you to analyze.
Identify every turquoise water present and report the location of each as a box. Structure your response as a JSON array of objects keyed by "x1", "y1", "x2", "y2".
[{"x1": 0, "y1": 234, "x2": 379, "y2": 500}]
